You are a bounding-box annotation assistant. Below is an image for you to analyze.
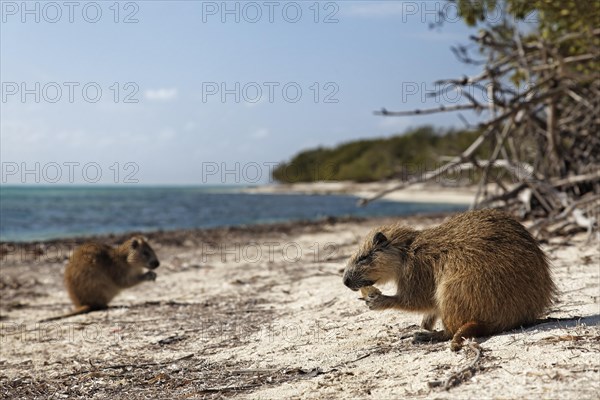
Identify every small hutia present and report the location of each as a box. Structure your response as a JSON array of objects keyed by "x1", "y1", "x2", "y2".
[{"x1": 40, "y1": 236, "x2": 160, "y2": 322}]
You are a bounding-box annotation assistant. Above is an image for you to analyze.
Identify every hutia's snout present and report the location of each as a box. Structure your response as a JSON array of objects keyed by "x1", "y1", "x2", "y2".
[
  {"x1": 343, "y1": 268, "x2": 374, "y2": 291},
  {"x1": 150, "y1": 260, "x2": 160, "y2": 269},
  {"x1": 343, "y1": 275, "x2": 355, "y2": 290},
  {"x1": 342, "y1": 269, "x2": 355, "y2": 290}
]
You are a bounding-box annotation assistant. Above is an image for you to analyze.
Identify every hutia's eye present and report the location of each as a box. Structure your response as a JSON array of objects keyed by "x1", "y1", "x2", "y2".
[{"x1": 357, "y1": 254, "x2": 370, "y2": 264}]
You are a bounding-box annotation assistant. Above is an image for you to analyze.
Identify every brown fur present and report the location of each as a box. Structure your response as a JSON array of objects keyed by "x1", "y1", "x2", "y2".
[
  {"x1": 40, "y1": 236, "x2": 160, "y2": 322},
  {"x1": 343, "y1": 209, "x2": 557, "y2": 351}
]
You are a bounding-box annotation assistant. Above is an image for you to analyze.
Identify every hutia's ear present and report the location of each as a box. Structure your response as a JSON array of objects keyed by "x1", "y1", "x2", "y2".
[
  {"x1": 373, "y1": 232, "x2": 388, "y2": 247},
  {"x1": 131, "y1": 239, "x2": 140, "y2": 249}
]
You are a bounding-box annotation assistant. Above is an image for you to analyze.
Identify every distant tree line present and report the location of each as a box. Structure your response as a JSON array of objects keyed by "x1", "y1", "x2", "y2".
[{"x1": 272, "y1": 126, "x2": 488, "y2": 183}]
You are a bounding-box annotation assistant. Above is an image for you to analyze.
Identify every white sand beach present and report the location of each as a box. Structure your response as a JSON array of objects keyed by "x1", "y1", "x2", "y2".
[
  {"x1": 1, "y1": 214, "x2": 598, "y2": 399},
  {"x1": 244, "y1": 181, "x2": 477, "y2": 205}
]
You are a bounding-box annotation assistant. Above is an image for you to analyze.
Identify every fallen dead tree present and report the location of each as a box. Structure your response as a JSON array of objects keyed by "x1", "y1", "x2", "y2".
[{"x1": 361, "y1": 24, "x2": 600, "y2": 241}]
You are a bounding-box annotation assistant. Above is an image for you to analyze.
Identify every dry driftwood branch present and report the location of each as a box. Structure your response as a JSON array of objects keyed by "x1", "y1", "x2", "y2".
[
  {"x1": 552, "y1": 171, "x2": 600, "y2": 188},
  {"x1": 428, "y1": 341, "x2": 483, "y2": 390},
  {"x1": 375, "y1": 103, "x2": 479, "y2": 117},
  {"x1": 444, "y1": 341, "x2": 483, "y2": 390},
  {"x1": 60, "y1": 353, "x2": 195, "y2": 378},
  {"x1": 363, "y1": 20, "x2": 599, "y2": 239}
]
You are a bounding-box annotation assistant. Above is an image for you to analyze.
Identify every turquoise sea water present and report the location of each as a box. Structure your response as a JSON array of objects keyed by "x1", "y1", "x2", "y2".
[{"x1": 0, "y1": 186, "x2": 467, "y2": 242}]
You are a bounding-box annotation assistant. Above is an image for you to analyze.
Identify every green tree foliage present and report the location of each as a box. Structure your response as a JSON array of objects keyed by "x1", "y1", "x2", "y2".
[
  {"x1": 457, "y1": 0, "x2": 599, "y2": 34},
  {"x1": 456, "y1": 0, "x2": 599, "y2": 73},
  {"x1": 272, "y1": 127, "x2": 486, "y2": 183}
]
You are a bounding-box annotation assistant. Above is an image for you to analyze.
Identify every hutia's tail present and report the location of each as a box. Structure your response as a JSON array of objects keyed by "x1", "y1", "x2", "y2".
[{"x1": 39, "y1": 305, "x2": 94, "y2": 322}]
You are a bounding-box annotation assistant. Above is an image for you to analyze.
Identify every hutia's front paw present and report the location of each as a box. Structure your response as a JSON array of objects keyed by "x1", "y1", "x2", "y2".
[
  {"x1": 364, "y1": 293, "x2": 385, "y2": 310},
  {"x1": 144, "y1": 271, "x2": 157, "y2": 281}
]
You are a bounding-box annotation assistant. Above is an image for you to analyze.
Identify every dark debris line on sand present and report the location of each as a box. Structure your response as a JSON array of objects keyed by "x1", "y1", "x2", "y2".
[
  {"x1": 0, "y1": 213, "x2": 452, "y2": 253},
  {"x1": 0, "y1": 360, "x2": 326, "y2": 399}
]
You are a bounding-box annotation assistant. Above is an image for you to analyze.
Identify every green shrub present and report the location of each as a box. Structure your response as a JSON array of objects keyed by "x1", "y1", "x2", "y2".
[{"x1": 272, "y1": 126, "x2": 488, "y2": 183}]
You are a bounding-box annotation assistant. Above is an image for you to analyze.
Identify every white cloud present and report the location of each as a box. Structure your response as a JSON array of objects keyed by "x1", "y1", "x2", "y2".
[
  {"x1": 251, "y1": 128, "x2": 270, "y2": 140},
  {"x1": 144, "y1": 88, "x2": 178, "y2": 101},
  {"x1": 1, "y1": 120, "x2": 45, "y2": 145}
]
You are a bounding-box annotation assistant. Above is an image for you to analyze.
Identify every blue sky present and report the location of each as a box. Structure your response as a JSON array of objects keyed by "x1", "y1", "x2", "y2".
[{"x1": 1, "y1": 1, "x2": 487, "y2": 185}]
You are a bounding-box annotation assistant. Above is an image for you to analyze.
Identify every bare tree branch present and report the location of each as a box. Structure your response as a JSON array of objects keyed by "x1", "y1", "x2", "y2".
[{"x1": 362, "y1": 21, "x2": 600, "y2": 239}]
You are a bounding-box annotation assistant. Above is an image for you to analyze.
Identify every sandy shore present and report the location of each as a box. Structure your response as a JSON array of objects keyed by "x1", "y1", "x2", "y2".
[
  {"x1": 243, "y1": 181, "x2": 477, "y2": 205},
  {"x1": 1, "y1": 214, "x2": 599, "y2": 399}
]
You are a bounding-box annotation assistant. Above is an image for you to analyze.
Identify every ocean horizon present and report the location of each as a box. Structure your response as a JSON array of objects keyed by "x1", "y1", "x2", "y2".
[{"x1": 0, "y1": 185, "x2": 466, "y2": 242}]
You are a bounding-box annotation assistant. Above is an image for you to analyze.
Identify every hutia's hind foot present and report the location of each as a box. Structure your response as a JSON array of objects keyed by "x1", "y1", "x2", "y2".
[{"x1": 412, "y1": 330, "x2": 451, "y2": 345}]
